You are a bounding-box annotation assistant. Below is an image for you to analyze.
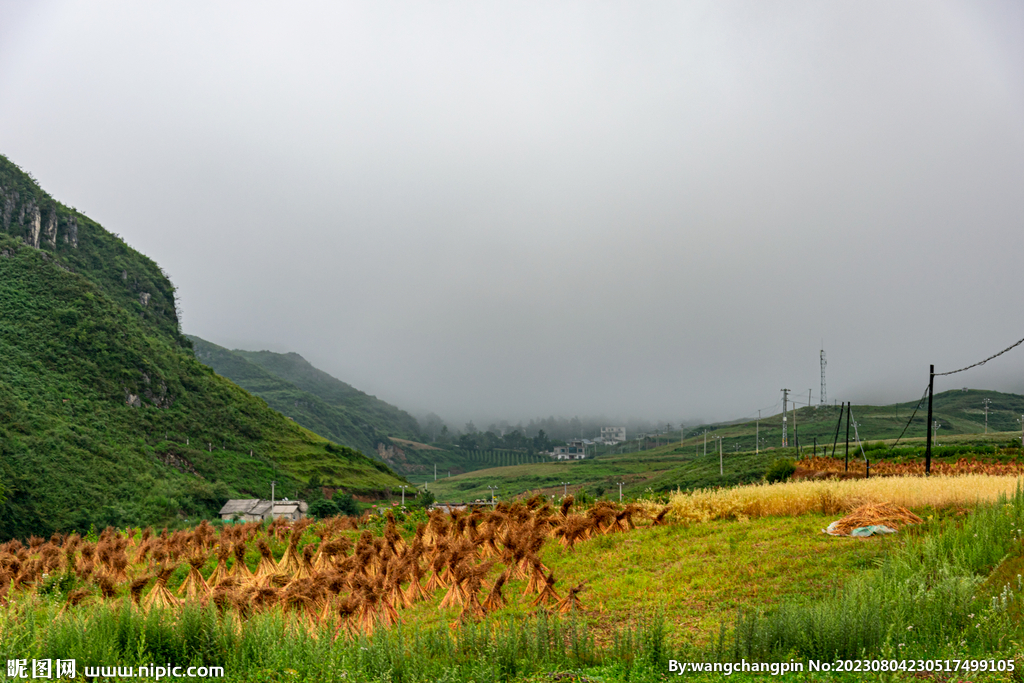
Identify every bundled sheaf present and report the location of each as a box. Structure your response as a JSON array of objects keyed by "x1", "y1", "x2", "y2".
[{"x1": 0, "y1": 497, "x2": 689, "y2": 636}]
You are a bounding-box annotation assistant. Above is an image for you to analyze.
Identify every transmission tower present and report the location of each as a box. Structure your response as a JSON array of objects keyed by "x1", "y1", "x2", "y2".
[
  {"x1": 820, "y1": 349, "x2": 827, "y2": 408},
  {"x1": 781, "y1": 388, "x2": 789, "y2": 447}
]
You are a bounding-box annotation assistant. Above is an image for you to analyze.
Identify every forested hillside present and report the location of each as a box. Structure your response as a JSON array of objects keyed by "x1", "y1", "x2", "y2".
[
  {"x1": 189, "y1": 336, "x2": 422, "y2": 457},
  {"x1": 0, "y1": 155, "x2": 406, "y2": 539}
]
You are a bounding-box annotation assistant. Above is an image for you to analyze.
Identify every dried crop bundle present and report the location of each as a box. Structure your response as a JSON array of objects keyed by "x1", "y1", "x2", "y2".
[
  {"x1": 531, "y1": 571, "x2": 560, "y2": 607},
  {"x1": 231, "y1": 543, "x2": 254, "y2": 582},
  {"x1": 177, "y1": 553, "x2": 211, "y2": 600},
  {"x1": 553, "y1": 514, "x2": 592, "y2": 550},
  {"x1": 143, "y1": 566, "x2": 180, "y2": 611},
  {"x1": 207, "y1": 545, "x2": 230, "y2": 587},
  {"x1": 254, "y1": 540, "x2": 279, "y2": 582},
  {"x1": 828, "y1": 502, "x2": 923, "y2": 536},
  {"x1": 555, "y1": 582, "x2": 585, "y2": 613}
]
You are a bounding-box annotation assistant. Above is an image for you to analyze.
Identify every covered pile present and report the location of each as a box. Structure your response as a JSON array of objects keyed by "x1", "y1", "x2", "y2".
[{"x1": 824, "y1": 502, "x2": 923, "y2": 537}]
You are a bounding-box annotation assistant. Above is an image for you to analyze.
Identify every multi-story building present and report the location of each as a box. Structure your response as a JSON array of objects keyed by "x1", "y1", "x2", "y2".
[{"x1": 600, "y1": 427, "x2": 626, "y2": 444}]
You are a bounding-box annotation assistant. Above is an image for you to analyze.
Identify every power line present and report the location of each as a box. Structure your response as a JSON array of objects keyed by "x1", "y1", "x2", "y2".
[
  {"x1": 935, "y1": 334, "x2": 1024, "y2": 377},
  {"x1": 888, "y1": 385, "x2": 930, "y2": 451}
]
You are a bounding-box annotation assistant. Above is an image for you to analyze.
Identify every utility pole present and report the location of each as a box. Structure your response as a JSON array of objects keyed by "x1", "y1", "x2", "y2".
[
  {"x1": 844, "y1": 402, "x2": 851, "y2": 472},
  {"x1": 399, "y1": 485, "x2": 408, "y2": 506},
  {"x1": 983, "y1": 398, "x2": 992, "y2": 434},
  {"x1": 925, "y1": 364, "x2": 935, "y2": 475},
  {"x1": 617, "y1": 481, "x2": 625, "y2": 503},
  {"x1": 756, "y1": 411, "x2": 760, "y2": 455},
  {"x1": 488, "y1": 485, "x2": 497, "y2": 506},
  {"x1": 561, "y1": 482, "x2": 570, "y2": 497},
  {"x1": 781, "y1": 389, "x2": 789, "y2": 447},
  {"x1": 820, "y1": 348, "x2": 827, "y2": 408},
  {"x1": 704, "y1": 431, "x2": 707, "y2": 457},
  {"x1": 831, "y1": 403, "x2": 844, "y2": 457},
  {"x1": 719, "y1": 436, "x2": 723, "y2": 476},
  {"x1": 434, "y1": 463, "x2": 437, "y2": 482},
  {"x1": 793, "y1": 400, "x2": 799, "y2": 453},
  {"x1": 270, "y1": 480, "x2": 277, "y2": 512}
]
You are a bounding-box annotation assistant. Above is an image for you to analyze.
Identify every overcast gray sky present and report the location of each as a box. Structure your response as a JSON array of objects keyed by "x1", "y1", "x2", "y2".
[{"x1": 2, "y1": 1, "x2": 1023, "y2": 426}]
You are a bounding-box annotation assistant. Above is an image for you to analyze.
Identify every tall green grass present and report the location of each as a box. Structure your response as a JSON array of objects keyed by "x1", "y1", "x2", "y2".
[
  {"x1": 0, "y1": 600, "x2": 669, "y2": 683},
  {"x1": 718, "y1": 482, "x2": 1024, "y2": 662}
]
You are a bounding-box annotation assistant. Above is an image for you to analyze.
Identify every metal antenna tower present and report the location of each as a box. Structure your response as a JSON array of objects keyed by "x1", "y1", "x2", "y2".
[
  {"x1": 820, "y1": 348, "x2": 827, "y2": 408},
  {"x1": 781, "y1": 388, "x2": 789, "y2": 447}
]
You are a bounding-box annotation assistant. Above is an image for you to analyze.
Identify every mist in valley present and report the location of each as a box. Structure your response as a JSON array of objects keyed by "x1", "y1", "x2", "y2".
[{"x1": 2, "y1": 1, "x2": 1023, "y2": 429}]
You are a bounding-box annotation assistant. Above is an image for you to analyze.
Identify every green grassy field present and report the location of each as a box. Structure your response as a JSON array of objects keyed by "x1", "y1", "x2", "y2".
[
  {"x1": 4, "y1": 487, "x2": 1024, "y2": 682},
  {"x1": 539, "y1": 513, "x2": 891, "y2": 644},
  {"x1": 425, "y1": 429, "x2": 1024, "y2": 505}
]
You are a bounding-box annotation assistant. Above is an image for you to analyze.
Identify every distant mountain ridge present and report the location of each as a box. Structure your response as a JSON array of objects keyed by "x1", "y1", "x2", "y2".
[
  {"x1": 0, "y1": 155, "x2": 406, "y2": 538},
  {"x1": 187, "y1": 337, "x2": 422, "y2": 457}
]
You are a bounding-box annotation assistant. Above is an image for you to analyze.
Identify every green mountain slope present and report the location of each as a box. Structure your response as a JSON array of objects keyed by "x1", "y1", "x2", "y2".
[
  {"x1": 235, "y1": 349, "x2": 422, "y2": 438},
  {"x1": 185, "y1": 338, "x2": 536, "y2": 481},
  {"x1": 188, "y1": 336, "x2": 410, "y2": 457},
  {"x1": 0, "y1": 155, "x2": 406, "y2": 539}
]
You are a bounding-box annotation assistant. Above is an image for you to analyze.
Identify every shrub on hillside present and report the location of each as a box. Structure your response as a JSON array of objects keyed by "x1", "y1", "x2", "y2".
[
  {"x1": 764, "y1": 458, "x2": 796, "y2": 484},
  {"x1": 406, "y1": 490, "x2": 434, "y2": 509},
  {"x1": 333, "y1": 492, "x2": 358, "y2": 516}
]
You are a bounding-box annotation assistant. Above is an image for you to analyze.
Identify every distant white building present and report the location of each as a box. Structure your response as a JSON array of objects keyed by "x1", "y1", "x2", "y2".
[
  {"x1": 218, "y1": 499, "x2": 270, "y2": 522},
  {"x1": 219, "y1": 498, "x2": 308, "y2": 522},
  {"x1": 547, "y1": 439, "x2": 594, "y2": 460},
  {"x1": 600, "y1": 427, "x2": 626, "y2": 444}
]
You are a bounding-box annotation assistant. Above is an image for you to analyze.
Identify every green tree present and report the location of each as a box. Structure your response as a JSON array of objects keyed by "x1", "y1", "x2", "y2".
[
  {"x1": 333, "y1": 492, "x2": 358, "y2": 516},
  {"x1": 307, "y1": 498, "x2": 339, "y2": 519},
  {"x1": 304, "y1": 473, "x2": 324, "y2": 501}
]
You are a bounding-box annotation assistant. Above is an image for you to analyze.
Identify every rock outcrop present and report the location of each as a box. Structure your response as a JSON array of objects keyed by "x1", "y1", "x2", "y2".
[
  {"x1": 62, "y1": 214, "x2": 78, "y2": 247},
  {"x1": 0, "y1": 184, "x2": 79, "y2": 250},
  {"x1": 24, "y1": 202, "x2": 41, "y2": 248}
]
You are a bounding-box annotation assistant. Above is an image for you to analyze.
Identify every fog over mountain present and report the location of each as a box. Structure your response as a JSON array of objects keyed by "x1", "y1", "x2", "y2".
[{"x1": 2, "y1": 1, "x2": 1023, "y2": 427}]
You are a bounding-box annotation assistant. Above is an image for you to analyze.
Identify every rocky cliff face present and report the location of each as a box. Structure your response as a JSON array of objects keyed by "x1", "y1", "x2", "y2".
[
  {"x1": 0, "y1": 154, "x2": 183, "y2": 343},
  {"x1": 0, "y1": 185, "x2": 78, "y2": 251}
]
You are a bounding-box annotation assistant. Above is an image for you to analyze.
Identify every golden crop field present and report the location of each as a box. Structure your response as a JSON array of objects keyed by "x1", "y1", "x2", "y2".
[{"x1": 663, "y1": 474, "x2": 1023, "y2": 523}]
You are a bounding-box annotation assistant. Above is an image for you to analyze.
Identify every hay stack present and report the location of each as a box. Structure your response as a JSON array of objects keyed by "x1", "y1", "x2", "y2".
[{"x1": 829, "y1": 502, "x2": 923, "y2": 536}]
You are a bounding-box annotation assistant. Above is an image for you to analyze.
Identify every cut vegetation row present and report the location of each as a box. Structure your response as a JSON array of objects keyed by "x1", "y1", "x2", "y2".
[{"x1": 5, "y1": 475, "x2": 1024, "y2": 680}]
